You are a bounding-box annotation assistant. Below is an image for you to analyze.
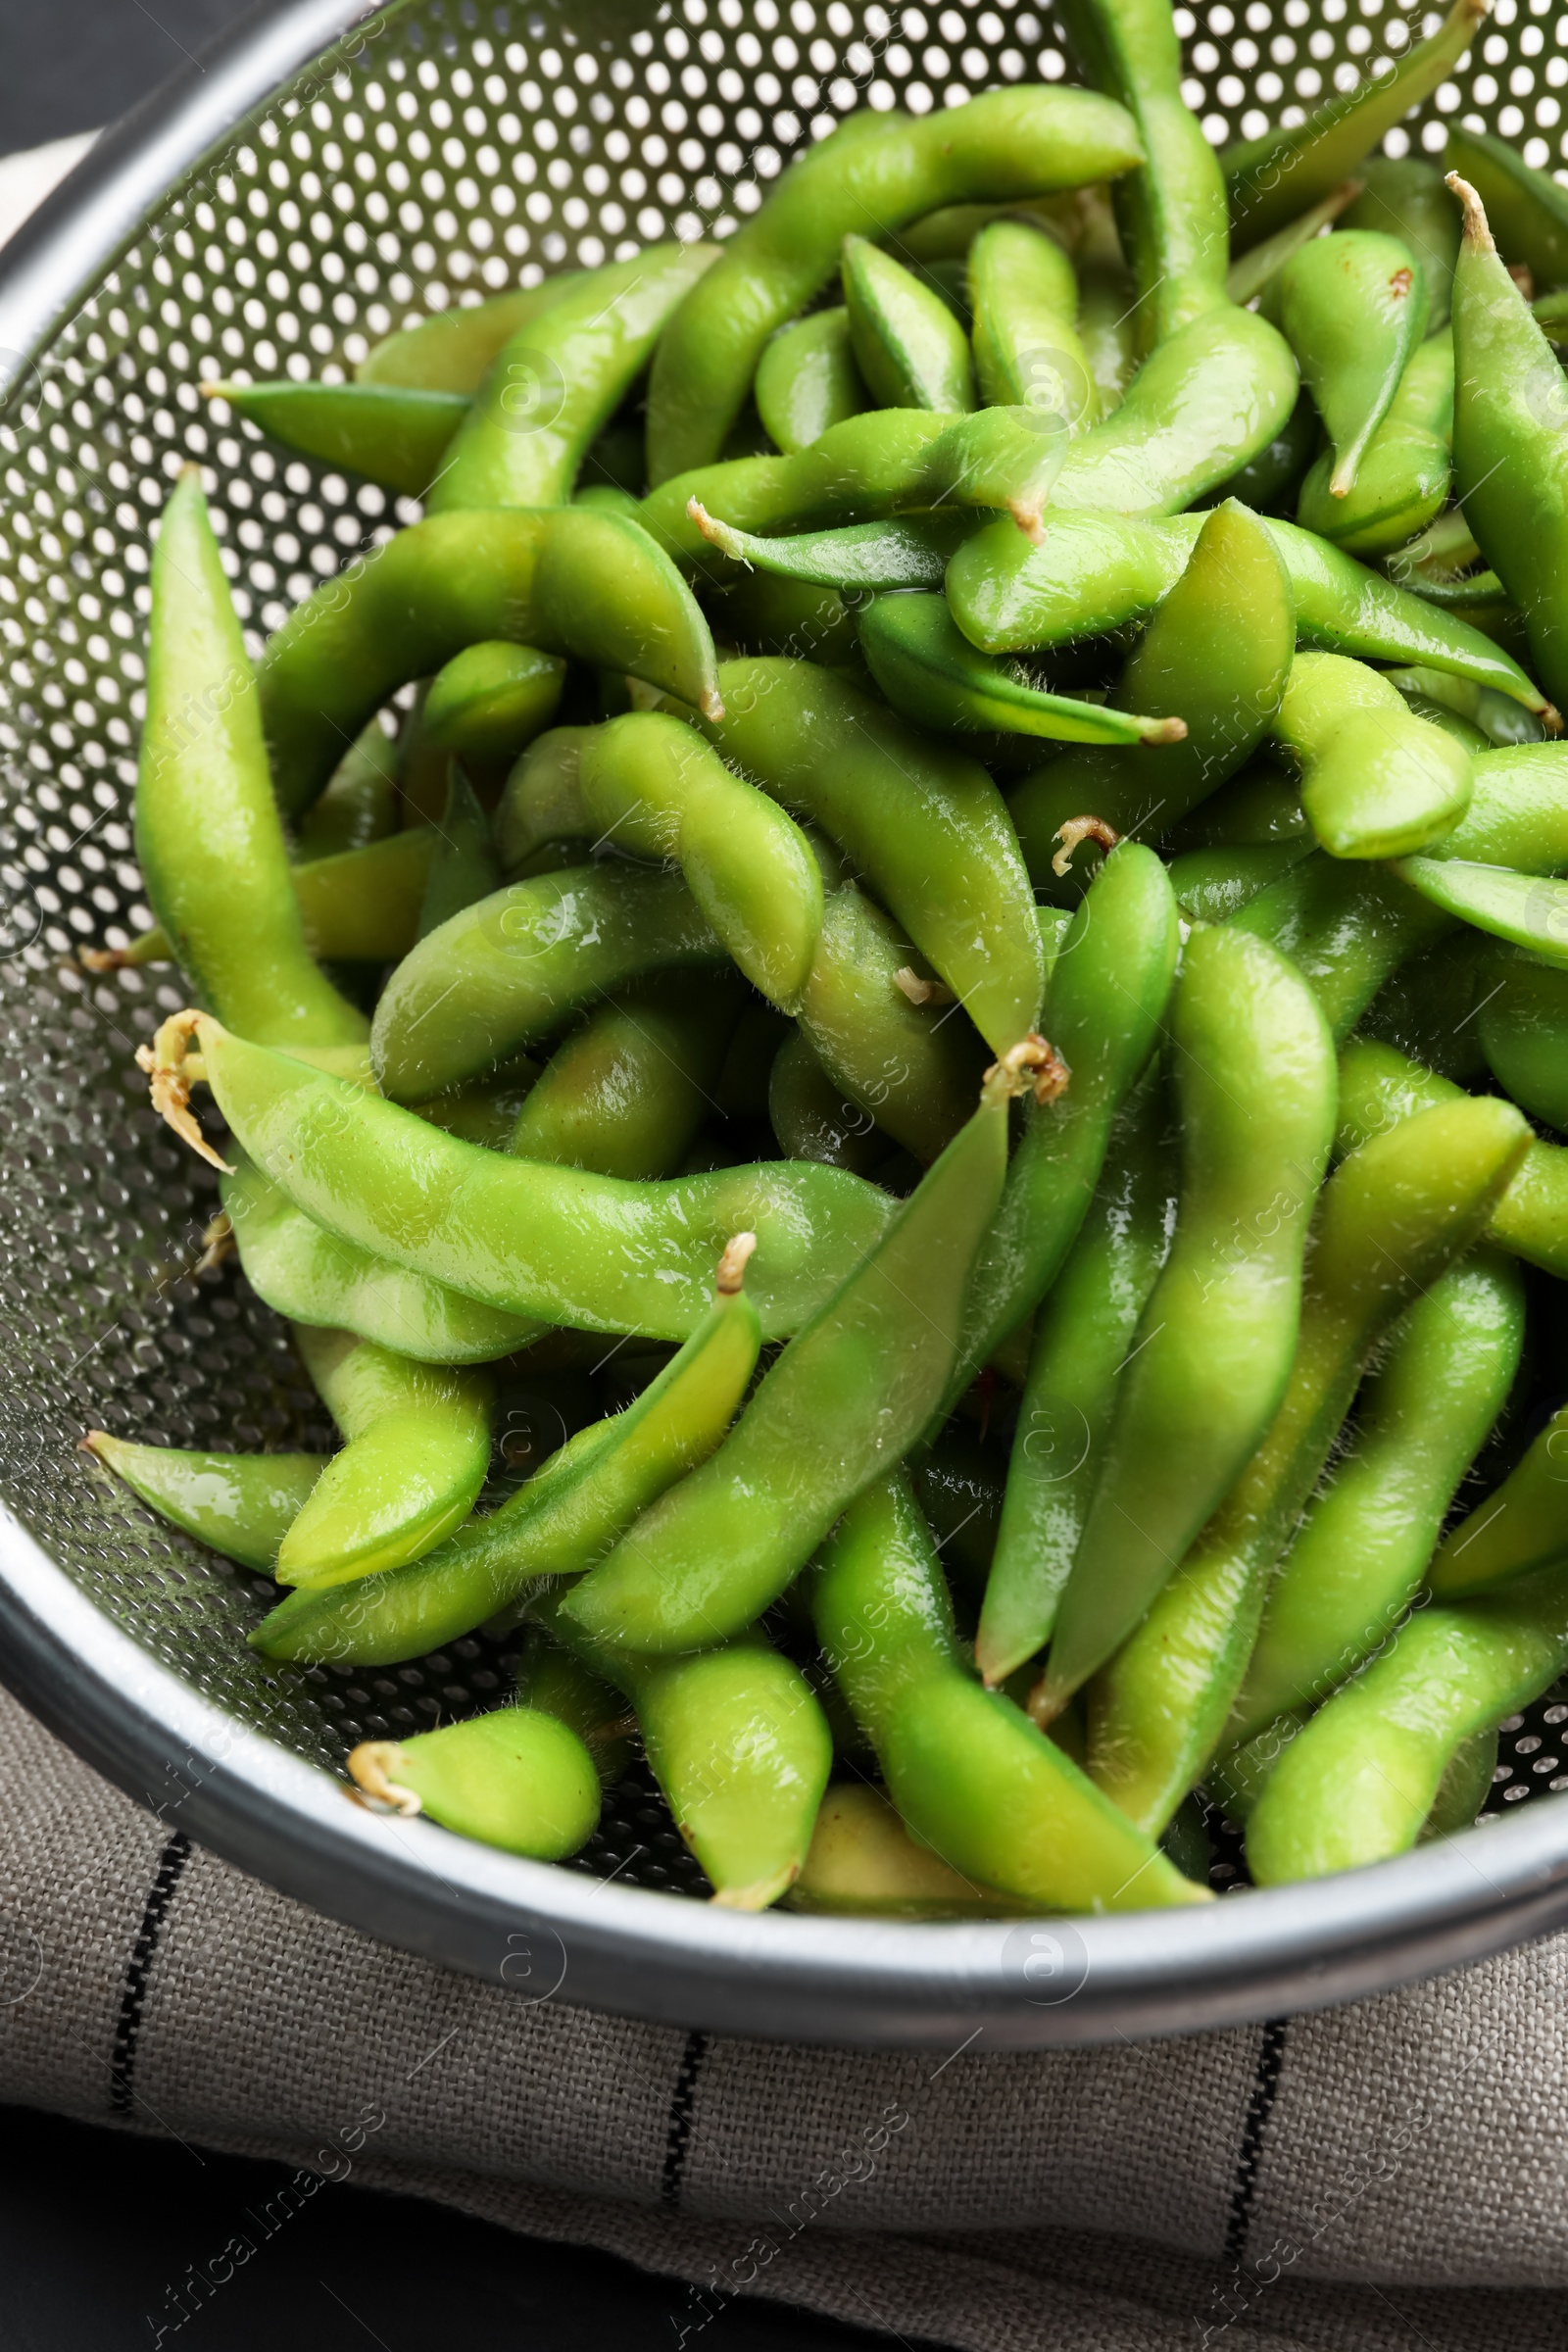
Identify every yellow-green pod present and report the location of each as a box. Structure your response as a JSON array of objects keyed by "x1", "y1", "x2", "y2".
[
  {"x1": 841, "y1": 234, "x2": 976, "y2": 415},
  {"x1": 83, "y1": 1434, "x2": 327, "y2": 1574},
  {"x1": 755, "y1": 309, "x2": 869, "y2": 452},
  {"x1": 348, "y1": 1707, "x2": 600, "y2": 1860}
]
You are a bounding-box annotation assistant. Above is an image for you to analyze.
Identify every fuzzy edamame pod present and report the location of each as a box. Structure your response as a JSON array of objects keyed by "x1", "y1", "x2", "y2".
[
  {"x1": 1387, "y1": 854, "x2": 1568, "y2": 966},
  {"x1": 254, "y1": 1238, "x2": 762, "y2": 1666},
  {"x1": 208, "y1": 378, "x2": 468, "y2": 496},
  {"x1": 276, "y1": 1327, "x2": 494, "y2": 1590},
  {"x1": 1428, "y1": 1400, "x2": 1568, "y2": 1601},
  {"x1": 561, "y1": 1044, "x2": 1052, "y2": 1657},
  {"x1": 785, "y1": 1784, "x2": 1031, "y2": 1919},
  {"x1": 1009, "y1": 502, "x2": 1294, "y2": 897},
  {"x1": 841, "y1": 234, "x2": 976, "y2": 414},
  {"x1": 1223, "y1": 0, "x2": 1488, "y2": 250},
  {"x1": 421, "y1": 643, "x2": 566, "y2": 767},
  {"x1": 754, "y1": 309, "x2": 868, "y2": 452},
  {"x1": 767, "y1": 1032, "x2": 885, "y2": 1176},
  {"x1": 812, "y1": 1474, "x2": 1208, "y2": 1912},
  {"x1": 574, "y1": 712, "x2": 823, "y2": 1008},
  {"x1": 257, "y1": 508, "x2": 722, "y2": 820},
  {"x1": 416, "y1": 770, "x2": 502, "y2": 942},
  {"x1": 82, "y1": 1434, "x2": 327, "y2": 1573},
  {"x1": 1446, "y1": 123, "x2": 1568, "y2": 294},
  {"x1": 968, "y1": 219, "x2": 1100, "y2": 433},
  {"x1": 1296, "y1": 333, "x2": 1454, "y2": 561},
  {"x1": 514, "y1": 1634, "x2": 634, "y2": 1790},
  {"x1": 219, "y1": 1153, "x2": 542, "y2": 1363},
  {"x1": 370, "y1": 863, "x2": 725, "y2": 1102},
  {"x1": 1033, "y1": 926, "x2": 1337, "y2": 1723},
  {"x1": 1223, "y1": 186, "x2": 1361, "y2": 309},
  {"x1": 1167, "y1": 841, "x2": 1313, "y2": 924},
  {"x1": 976, "y1": 1065, "x2": 1175, "y2": 1689},
  {"x1": 688, "y1": 508, "x2": 976, "y2": 593},
  {"x1": 1231, "y1": 1249, "x2": 1527, "y2": 1741},
  {"x1": 1270, "y1": 650, "x2": 1473, "y2": 859},
  {"x1": 348, "y1": 1706, "x2": 601, "y2": 1860},
  {"x1": 356, "y1": 275, "x2": 583, "y2": 392},
  {"x1": 702, "y1": 657, "x2": 1045, "y2": 1055},
  {"x1": 645, "y1": 88, "x2": 1145, "y2": 482},
  {"x1": 136, "y1": 467, "x2": 368, "y2": 1054},
  {"x1": 1265, "y1": 231, "x2": 1429, "y2": 501},
  {"x1": 294, "y1": 718, "x2": 401, "y2": 858},
  {"x1": 858, "y1": 592, "x2": 1184, "y2": 746},
  {"x1": 1359, "y1": 927, "x2": 1494, "y2": 1083},
  {"x1": 510, "y1": 970, "x2": 747, "y2": 1181},
  {"x1": 1449, "y1": 175, "x2": 1568, "y2": 725},
  {"x1": 427, "y1": 245, "x2": 715, "y2": 514},
  {"x1": 1246, "y1": 1556, "x2": 1568, "y2": 1885},
  {"x1": 1476, "y1": 955, "x2": 1568, "y2": 1132},
  {"x1": 145, "y1": 1011, "x2": 895, "y2": 1342},
  {"x1": 1341, "y1": 159, "x2": 1463, "y2": 331},
  {"x1": 1083, "y1": 1096, "x2": 1531, "y2": 1831}
]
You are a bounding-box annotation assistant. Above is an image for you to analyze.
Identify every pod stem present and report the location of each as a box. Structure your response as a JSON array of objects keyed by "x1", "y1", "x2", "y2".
[
  {"x1": 347, "y1": 1740, "x2": 422, "y2": 1817},
  {"x1": 198, "y1": 1210, "x2": 235, "y2": 1273},
  {"x1": 983, "y1": 1032, "x2": 1072, "y2": 1110},
  {"x1": 134, "y1": 1009, "x2": 232, "y2": 1171},
  {"x1": 1051, "y1": 813, "x2": 1121, "y2": 877},
  {"x1": 894, "y1": 965, "x2": 956, "y2": 1006},
  {"x1": 1446, "y1": 172, "x2": 1494, "y2": 256},
  {"x1": 715, "y1": 1230, "x2": 758, "y2": 1295}
]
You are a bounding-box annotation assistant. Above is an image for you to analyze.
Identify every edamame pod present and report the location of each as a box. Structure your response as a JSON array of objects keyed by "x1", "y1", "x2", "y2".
[
  {"x1": 1162, "y1": 759, "x2": 1308, "y2": 852},
  {"x1": 1341, "y1": 159, "x2": 1462, "y2": 331},
  {"x1": 1477, "y1": 955, "x2": 1568, "y2": 1131},
  {"x1": 858, "y1": 592, "x2": 1185, "y2": 747},
  {"x1": 357, "y1": 275, "x2": 583, "y2": 392},
  {"x1": 1271, "y1": 650, "x2": 1472, "y2": 859},
  {"x1": 1247, "y1": 1557, "x2": 1568, "y2": 1884},
  {"x1": 842, "y1": 234, "x2": 976, "y2": 414},
  {"x1": 785, "y1": 1783, "x2": 1031, "y2": 1918},
  {"x1": 138, "y1": 468, "x2": 368, "y2": 1053},
  {"x1": 417, "y1": 770, "x2": 502, "y2": 941},
  {"x1": 220, "y1": 1152, "x2": 543, "y2": 1363},
  {"x1": 258, "y1": 508, "x2": 723, "y2": 819},
  {"x1": 767, "y1": 1030, "x2": 885, "y2": 1176},
  {"x1": 977, "y1": 1065, "x2": 1175, "y2": 1688},
  {"x1": 294, "y1": 718, "x2": 400, "y2": 859},
  {"x1": 369, "y1": 863, "x2": 725, "y2": 1102},
  {"x1": 277, "y1": 1327, "x2": 494, "y2": 1590},
  {"x1": 1428, "y1": 1399, "x2": 1568, "y2": 1600},
  {"x1": 145, "y1": 1011, "x2": 895, "y2": 1341},
  {"x1": 646, "y1": 88, "x2": 1146, "y2": 481},
  {"x1": 511, "y1": 971, "x2": 747, "y2": 1181},
  {"x1": 1167, "y1": 841, "x2": 1313, "y2": 923},
  {"x1": 812, "y1": 1473, "x2": 1208, "y2": 1911},
  {"x1": 1388, "y1": 855, "x2": 1568, "y2": 965},
  {"x1": 493, "y1": 726, "x2": 596, "y2": 869},
  {"x1": 1035, "y1": 926, "x2": 1338, "y2": 1722},
  {"x1": 968, "y1": 219, "x2": 1099, "y2": 432},
  {"x1": 1197, "y1": 389, "x2": 1318, "y2": 517},
  {"x1": 1295, "y1": 333, "x2": 1454, "y2": 560},
  {"x1": 562, "y1": 1045, "x2": 1052, "y2": 1655},
  {"x1": 1265, "y1": 231, "x2": 1428, "y2": 500},
  {"x1": 754, "y1": 309, "x2": 868, "y2": 452},
  {"x1": 514, "y1": 1632, "x2": 634, "y2": 1789},
  {"x1": 1446, "y1": 123, "x2": 1568, "y2": 293},
  {"x1": 1223, "y1": 184, "x2": 1361, "y2": 309},
  {"x1": 82, "y1": 1434, "x2": 326, "y2": 1573},
  {"x1": 207, "y1": 379, "x2": 468, "y2": 497},
  {"x1": 347, "y1": 1707, "x2": 601, "y2": 1860},
  {"x1": 1358, "y1": 926, "x2": 1494, "y2": 1083},
  {"x1": 703, "y1": 657, "x2": 1045, "y2": 1055},
  {"x1": 1083, "y1": 1096, "x2": 1531, "y2": 1830},
  {"x1": 1231, "y1": 1249, "x2": 1527, "y2": 1739},
  {"x1": 254, "y1": 1237, "x2": 762, "y2": 1664},
  {"x1": 689, "y1": 507, "x2": 976, "y2": 593},
  {"x1": 1077, "y1": 260, "x2": 1139, "y2": 410},
  {"x1": 421, "y1": 643, "x2": 567, "y2": 766}
]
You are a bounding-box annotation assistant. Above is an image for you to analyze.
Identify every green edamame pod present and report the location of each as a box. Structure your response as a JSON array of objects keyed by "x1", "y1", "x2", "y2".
[
  {"x1": 858, "y1": 593, "x2": 1183, "y2": 747},
  {"x1": 348, "y1": 1707, "x2": 600, "y2": 1860},
  {"x1": 912, "y1": 1430, "x2": 1006, "y2": 1595},
  {"x1": 1387, "y1": 665, "x2": 1545, "y2": 750},
  {"x1": 976, "y1": 1064, "x2": 1174, "y2": 1688},
  {"x1": 968, "y1": 219, "x2": 1099, "y2": 433},
  {"x1": 370, "y1": 863, "x2": 725, "y2": 1102},
  {"x1": 254, "y1": 1237, "x2": 761, "y2": 1665},
  {"x1": 1162, "y1": 760, "x2": 1308, "y2": 852},
  {"x1": 1223, "y1": 184, "x2": 1362, "y2": 309},
  {"x1": 1167, "y1": 842, "x2": 1313, "y2": 924},
  {"x1": 755, "y1": 309, "x2": 869, "y2": 452},
  {"x1": 1342, "y1": 159, "x2": 1463, "y2": 331},
  {"x1": 421, "y1": 643, "x2": 566, "y2": 767},
  {"x1": 417, "y1": 770, "x2": 502, "y2": 941},
  {"x1": 511, "y1": 970, "x2": 747, "y2": 1181},
  {"x1": 1035, "y1": 925, "x2": 1338, "y2": 1722},
  {"x1": 277, "y1": 1327, "x2": 494, "y2": 1590},
  {"x1": 1422, "y1": 1727, "x2": 1500, "y2": 1841},
  {"x1": 1197, "y1": 390, "x2": 1318, "y2": 518},
  {"x1": 1076, "y1": 261, "x2": 1138, "y2": 412},
  {"x1": 258, "y1": 508, "x2": 722, "y2": 820},
  {"x1": 1271, "y1": 650, "x2": 1472, "y2": 859},
  {"x1": 208, "y1": 379, "x2": 468, "y2": 497},
  {"x1": 1295, "y1": 333, "x2": 1454, "y2": 560},
  {"x1": 83, "y1": 1433, "x2": 326, "y2": 1573},
  {"x1": 1265, "y1": 231, "x2": 1429, "y2": 500},
  {"x1": 152, "y1": 1011, "x2": 893, "y2": 1341},
  {"x1": 493, "y1": 727, "x2": 595, "y2": 869},
  {"x1": 1231, "y1": 1248, "x2": 1526, "y2": 1740},
  {"x1": 562, "y1": 1046, "x2": 1048, "y2": 1656},
  {"x1": 1388, "y1": 855, "x2": 1568, "y2": 965},
  {"x1": 357, "y1": 275, "x2": 582, "y2": 392},
  {"x1": 427, "y1": 245, "x2": 715, "y2": 513},
  {"x1": 137, "y1": 468, "x2": 368, "y2": 1055},
  {"x1": 785, "y1": 1784, "x2": 1029, "y2": 1919},
  {"x1": 1224, "y1": 0, "x2": 1487, "y2": 250},
  {"x1": 1083, "y1": 1096, "x2": 1531, "y2": 1831},
  {"x1": 416, "y1": 1067, "x2": 542, "y2": 1151},
  {"x1": 942, "y1": 842, "x2": 1178, "y2": 1406},
  {"x1": 1449, "y1": 175, "x2": 1568, "y2": 725},
  {"x1": 1477, "y1": 956, "x2": 1568, "y2": 1132},
  {"x1": 1446, "y1": 123, "x2": 1568, "y2": 293},
  {"x1": 690, "y1": 508, "x2": 976, "y2": 594},
  {"x1": 1359, "y1": 927, "x2": 1494, "y2": 1084},
  {"x1": 514, "y1": 1632, "x2": 635, "y2": 1789},
  {"x1": 1247, "y1": 1557, "x2": 1568, "y2": 1884},
  {"x1": 294, "y1": 718, "x2": 400, "y2": 859},
  {"x1": 767, "y1": 1030, "x2": 885, "y2": 1176},
  {"x1": 220, "y1": 1152, "x2": 542, "y2": 1364},
  {"x1": 575, "y1": 712, "x2": 823, "y2": 1009},
  {"x1": 706, "y1": 568, "x2": 862, "y2": 668},
  {"x1": 812, "y1": 1473, "x2": 1207, "y2": 1912},
  {"x1": 646, "y1": 88, "x2": 1145, "y2": 481},
  {"x1": 841, "y1": 234, "x2": 976, "y2": 415},
  {"x1": 1009, "y1": 502, "x2": 1295, "y2": 896},
  {"x1": 1428, "y1": 1400, "x2": 1568, "y2": 1601},
  {"x1": 704, "y1": 657, "x2": 1045, "y2": 1055}
]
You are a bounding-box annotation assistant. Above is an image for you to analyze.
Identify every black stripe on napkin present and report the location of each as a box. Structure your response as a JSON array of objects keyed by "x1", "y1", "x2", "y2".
[
  {"x1": 660, "y1": 2028, "x2": 710, "y2": 2207},
  {"x1": 109, "y1": 1829, "x2": 191, "y2": 2116},
  {"x1": 1223, "y1": 2014, "x2": 1288, "y2": 2266}
]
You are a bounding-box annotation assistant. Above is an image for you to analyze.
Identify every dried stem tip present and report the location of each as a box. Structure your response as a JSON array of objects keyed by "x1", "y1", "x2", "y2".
[
  {"x1": 715, "y1": 1230, "x2": 758, "y2": 1295},
  {"x1": 894, "y1": 964, "x2": 956, "y2": 1006},
  {"x1": 135, "y1": 1008, "x2": 232, "y2": 1171},
  {"x1": 1052, "y1": 812, "x2": 1121, "y2": 878},
  {"x1": 1446, "y1": 173, "x2": 1494, "y2": 255},
  {"x1": 347, "y1": 1740, "x2": 422, "y2": 1817},
  {"x1": 983, "y1": 1032, "x2": 1072, "y2": 1110},
  {"x1": 1141, "y1": 715, "x2": 1188, "y2": 746}
]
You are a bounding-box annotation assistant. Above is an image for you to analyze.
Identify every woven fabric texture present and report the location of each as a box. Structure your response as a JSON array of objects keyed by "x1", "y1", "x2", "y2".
[{"x1": 1, "y1": 1686, "x2": 1564, "y2": 2350}]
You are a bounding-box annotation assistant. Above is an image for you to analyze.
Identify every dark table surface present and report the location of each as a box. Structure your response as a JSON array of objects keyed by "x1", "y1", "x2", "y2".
[{"x1": 0, "y1": 6, "x2": 905, "y2": 2344}]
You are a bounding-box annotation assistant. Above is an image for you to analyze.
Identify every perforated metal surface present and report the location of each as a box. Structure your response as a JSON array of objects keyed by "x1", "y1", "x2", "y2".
[{"x1": 0, "y1": 0, "x2": 1564, "y2": 2023}]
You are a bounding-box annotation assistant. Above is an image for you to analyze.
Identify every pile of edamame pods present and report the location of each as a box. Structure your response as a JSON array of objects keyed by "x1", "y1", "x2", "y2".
[{"x1": 79, "y1": 0, "x2": 1568, "y2": 1919}]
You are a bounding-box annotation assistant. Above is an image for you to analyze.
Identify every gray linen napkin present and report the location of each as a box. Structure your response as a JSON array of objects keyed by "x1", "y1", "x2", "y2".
[{"x1": 1, "y1": 1683, "x2": 1563, "y2": 2352}]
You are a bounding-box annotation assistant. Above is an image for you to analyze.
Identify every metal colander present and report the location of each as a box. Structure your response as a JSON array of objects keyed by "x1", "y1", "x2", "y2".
[{"x1": 1, "y1": 0, "x2": 1567, "y2": 2049}]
